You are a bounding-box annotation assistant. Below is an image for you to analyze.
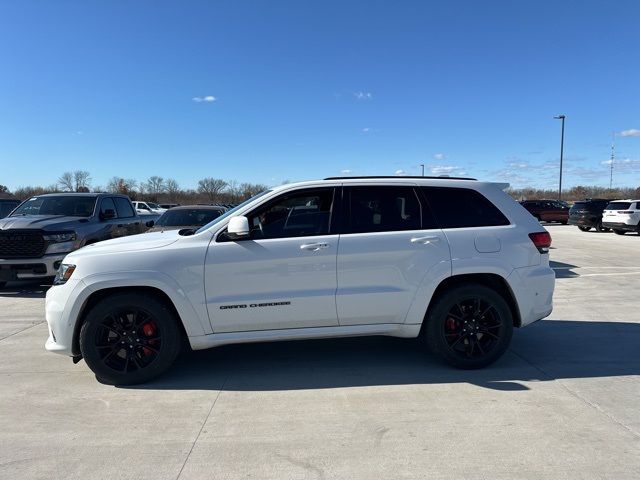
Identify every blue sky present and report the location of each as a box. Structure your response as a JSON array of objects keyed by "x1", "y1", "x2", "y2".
[{"x1": 1, "y1": 0, "x2": 639, "y2": 191}]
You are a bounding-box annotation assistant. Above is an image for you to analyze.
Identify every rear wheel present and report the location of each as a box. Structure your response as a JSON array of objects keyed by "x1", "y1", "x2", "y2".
[
  {"x1": 613, "y1": 229, "x2": 626, "y2": 236},
  {"x1": 79, "y1": 292, "x2": 182, "y2": 385},
  {"x1": 0, "y1": 281, "x2": 6, "y2": 289},
  {"x1": 578, "y1": 226, "x2": 591, "y2": 232},
  {"x1": 595, "y1": 221, "x2": 607, "y2": 232},
  {"x1": 424, "y1": 285, "x2": 513, "y2": 369}
]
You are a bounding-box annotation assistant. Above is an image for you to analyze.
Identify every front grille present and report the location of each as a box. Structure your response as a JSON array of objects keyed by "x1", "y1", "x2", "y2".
[{"x1": 0, "y1": 230, "x2": 46, "y2": 258}]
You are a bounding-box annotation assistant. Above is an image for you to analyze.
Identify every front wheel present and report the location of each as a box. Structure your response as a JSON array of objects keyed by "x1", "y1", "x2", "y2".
[
  {"x1": 578, "y1": 226, "x2": 591, "y2": 232},
  {"x1": 79, "y1": 293, "x2": 182, "y2": 385},
  {"x1": 613, "y1": 229, "x2": 626, "y2": 236},
  {"x1": 424, "y1": 285, "x2": 513, "y2": 369},
  {"x1": 0, "y1": 281, "x2": 6, "y2": 289}
]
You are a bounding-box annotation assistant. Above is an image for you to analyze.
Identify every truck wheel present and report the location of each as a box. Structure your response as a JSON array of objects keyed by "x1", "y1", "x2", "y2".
[
  {"x1": 424, "y1": 285, "x2": 513, "y2": 369},
  {"x1": 79, "y1": 292, "x2": 182, "y2": 385},
  {"x1": 595, "y1": 222, "x2": 607, "y2": 232},
  {"x1": 613, "y1": 230, "x2": 626, "y2": 236},
  {"x1": 578, "y1": 226, "x2": 591, "y2": 232}
]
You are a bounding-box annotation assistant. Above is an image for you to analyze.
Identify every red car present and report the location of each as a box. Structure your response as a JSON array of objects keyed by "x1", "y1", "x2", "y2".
[{"x1": 519, "y1": 200, "x2": 569, "y2": 224}]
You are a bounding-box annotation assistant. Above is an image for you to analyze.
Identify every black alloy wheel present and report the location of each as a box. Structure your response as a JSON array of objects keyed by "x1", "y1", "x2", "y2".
[
  {"x1": 424, "y1": 285, "x2": 513, "y2": 369},
  {"x1": 80, "y1": 293, "x2": 181, "y2": 385},
  {"x1": 578, "y1": 226, "x2": 591, "y2": 232}
]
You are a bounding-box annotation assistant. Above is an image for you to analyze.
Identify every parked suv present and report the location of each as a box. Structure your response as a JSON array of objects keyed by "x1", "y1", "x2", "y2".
[
  {"x1": 0, "y1": 193, "x2": 144, "y2": 287},
  {"x1": 519, "y1": 200, "x2": 569, "y2": 223},
  {"x1": 568, "y1": 199, "x2": 613, "y2": 232},
  {"x1": 602, "y1": 200, "x2": 640, "y2": 235},
  {"x1": 45, "y1": 177, "x2": 555, "y2": 384}
]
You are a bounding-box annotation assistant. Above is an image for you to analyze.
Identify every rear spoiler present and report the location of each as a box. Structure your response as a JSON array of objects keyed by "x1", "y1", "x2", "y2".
[{"x1": 491, "y1": 182, "x2": 510, "y2": 191}]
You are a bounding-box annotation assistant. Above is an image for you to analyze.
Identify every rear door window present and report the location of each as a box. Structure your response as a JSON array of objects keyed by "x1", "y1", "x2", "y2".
[
  {"x1": 421, "y1": 187, "x2": 510, "y2": 228},
  {"x1": 114, "y1": 198, "x2": 135, "y2": 218},
  {"x1": 342, "y1": 186, "x2": 431, "y2": 234}
]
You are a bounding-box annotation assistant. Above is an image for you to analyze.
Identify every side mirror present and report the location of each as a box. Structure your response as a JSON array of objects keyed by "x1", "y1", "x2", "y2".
[
  {"x1": 145, "y1": 220, "x2": 155, "y2": 228},
  {"x1": 227, "y1": 216, "x2": 250, "y2": 240},
  {"x1": 101, "y1": 209, "x2": 116, "y2": 220}
]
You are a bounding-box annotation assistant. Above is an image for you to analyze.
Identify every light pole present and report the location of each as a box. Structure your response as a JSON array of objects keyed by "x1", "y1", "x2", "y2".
[
  {"x1": 420, "y1": 164, "x2": 425, "y2": 176},
  {"x1": 554, "y1": 115, "x2": 565, "y2": 201}
]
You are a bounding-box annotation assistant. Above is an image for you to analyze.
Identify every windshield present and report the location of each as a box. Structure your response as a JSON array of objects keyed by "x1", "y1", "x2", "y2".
[
  {"x1": 157, "y1": 208, "x2": 223, "y2": 227},
  {"x1": 11, "y1": 196, "x2": 97, "y2": 217},
  {"x1": 195, "y1": 190, "x2": 272, "y2": 234},
  {"x1": 148, "y1": 202, "x2": 161, "y2": 209}
]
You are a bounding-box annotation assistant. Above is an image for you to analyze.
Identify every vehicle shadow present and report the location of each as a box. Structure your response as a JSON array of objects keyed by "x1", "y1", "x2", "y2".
[
  {"x1": 127, "y1": 319, "x2": 640, "y2": 392},
  {"x1": 0, "y1": 280, "x2": 50, "y2": 299},
  {"x1": 549, "y1": 260, "x2": 580, "y2": 279}
]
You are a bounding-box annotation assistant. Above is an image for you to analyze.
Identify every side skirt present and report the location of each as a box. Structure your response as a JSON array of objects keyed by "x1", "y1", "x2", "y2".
[{"x1": 188, "y1": 323, "x2": 422, "y2": 351}]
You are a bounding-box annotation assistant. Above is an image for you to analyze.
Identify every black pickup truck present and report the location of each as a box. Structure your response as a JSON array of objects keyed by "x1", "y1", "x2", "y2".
[{"x1": 0, "y1": 193, "x2": 147, "y2": 287}]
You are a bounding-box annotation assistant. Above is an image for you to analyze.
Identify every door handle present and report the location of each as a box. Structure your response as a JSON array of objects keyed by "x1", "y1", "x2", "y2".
[
  {"x1": 300, "y1": 242, "x2": 330, "y2": 251},
  {"x1": 410, "y1": 236, "x2": 440, "y2": 244}
]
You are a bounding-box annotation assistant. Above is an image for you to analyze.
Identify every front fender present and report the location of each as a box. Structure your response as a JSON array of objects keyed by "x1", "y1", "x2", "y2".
[{"x1": 81, "y1": 270, "x2": 210, "y2": 337}]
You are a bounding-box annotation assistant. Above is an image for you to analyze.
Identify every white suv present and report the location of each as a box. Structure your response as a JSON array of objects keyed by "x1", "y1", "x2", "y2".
[
  {"x1": 132, "y1": 201, "x2": 166, "y2": 215},
  {"x1": 45, "y1": 177, "x2": 555, "y2": 384},
  {"x1": 602, "y1": 200, "x2": 640, "y2": 235}
]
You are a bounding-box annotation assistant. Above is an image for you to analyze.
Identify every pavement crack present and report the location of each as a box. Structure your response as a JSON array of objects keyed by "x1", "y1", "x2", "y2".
[
  {"x1": 510, "y1": 348, "x2": 640, "y2": 439},
  {"x1": 175, "y1": 375, "x2": 229, "y2": 480},
  {"x1": 0, "y1": 321, "x2": 44, "y2": 342}
]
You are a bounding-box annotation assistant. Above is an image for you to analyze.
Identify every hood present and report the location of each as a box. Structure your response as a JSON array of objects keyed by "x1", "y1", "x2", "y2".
[
  {"x1": 0, "y1": 215, "x2": 91, "y2": 231},
  {"x1": 147, "y1": 224, "x2": 200, "y2": 233},
  {"x1": 68, "y1": 230, "x2": 181, "y2": 259}
]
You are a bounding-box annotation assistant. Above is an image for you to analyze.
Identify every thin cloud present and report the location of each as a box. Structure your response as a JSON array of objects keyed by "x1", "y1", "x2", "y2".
[
  {"x1": 429, "y1": 165, "x2": 467, "y2": 176},
  {"x1": 433, "y1": 153, "x2": 445, "y2": 161},
  {"x1": 354, "y1": 91, "x2": 373, "y2": 100},
  {"x1": 341, "y1": 169, "x2": 353, "y2": 174},
  {"x1": 362, "y1": 128, "x2": 370, "y2": 133},
  {"x1": 395, "y1": 169, "x2": 406, "y2": 176},
  {"x1": 619, "y1": 129, "x2": 640, "y2": 137},
  {"x1": 192, "y1": 95, "x2": 217, "y2": 103}
]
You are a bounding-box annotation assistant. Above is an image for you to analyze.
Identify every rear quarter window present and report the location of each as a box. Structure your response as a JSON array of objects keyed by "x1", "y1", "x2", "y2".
[{"x1": 421, "y1": 187, "x2": 510, "y2": 229}]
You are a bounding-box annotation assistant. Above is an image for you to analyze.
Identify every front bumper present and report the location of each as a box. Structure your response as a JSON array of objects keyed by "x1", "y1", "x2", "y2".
[
  {"x1": 0, "y1": 254, "x2": 66, "y2": 281},
  {"x1": 45, "y1": 278, "x2": 90, "y2": 356},
  {"x1": 602, "y1": 222, "x2": 638, "y2": 232}
]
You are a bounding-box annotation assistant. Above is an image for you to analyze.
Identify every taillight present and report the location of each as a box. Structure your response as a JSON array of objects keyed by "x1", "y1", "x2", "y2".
[{"x1": 529, "y1": 232, "x2": 551, "y2": 253}]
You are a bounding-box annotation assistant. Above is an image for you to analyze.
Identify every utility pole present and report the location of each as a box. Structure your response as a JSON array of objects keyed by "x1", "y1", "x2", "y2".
[
  {"x1": 554, "y1": 115, "x2": 566, "y2": 201},
  {"x1": 609, "y1": 132, "x2": 615, "y2": 190},
  {"x1": 420, "y1": 164, "x2": 425, "y2": 176}
]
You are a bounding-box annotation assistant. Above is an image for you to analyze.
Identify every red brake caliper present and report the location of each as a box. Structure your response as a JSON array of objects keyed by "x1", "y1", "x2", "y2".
[
  {"x1": 141, "y1": 322, "x2": 157, "y2": 356},
  {"x1": 446, "y1": 317, "x2": 456, "y2": 332}
]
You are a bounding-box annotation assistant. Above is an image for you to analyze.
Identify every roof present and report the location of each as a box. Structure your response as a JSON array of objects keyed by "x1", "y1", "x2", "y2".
[
  {"x1": 165, "y1": 205, "x2": 226, "y2": 211},
  {"x1": 34, "y1": 192, "x2": 127, "y2": 198},
  {"x1": 324, "y1": 175, "x2": 476, "y2": 181}
]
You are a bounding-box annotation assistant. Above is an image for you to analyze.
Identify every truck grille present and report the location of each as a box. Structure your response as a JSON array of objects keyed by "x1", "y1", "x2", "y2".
[{"x1": 0, "y1": 230, "x2": 46, "y2": 258}]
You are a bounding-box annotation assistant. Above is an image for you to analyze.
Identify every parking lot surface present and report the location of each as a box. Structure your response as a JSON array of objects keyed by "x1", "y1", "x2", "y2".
[{"x1": 1, "y1": 225, "x2": 639, "y2": 479}]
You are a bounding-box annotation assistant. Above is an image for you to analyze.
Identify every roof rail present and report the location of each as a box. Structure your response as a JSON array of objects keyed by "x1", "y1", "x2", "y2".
[{"x1": 323, "y1": 175, "x2": 477, "y2": 181}]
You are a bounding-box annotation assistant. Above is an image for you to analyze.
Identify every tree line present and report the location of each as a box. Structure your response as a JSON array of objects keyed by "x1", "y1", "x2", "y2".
[
  {"x1": 0, "y1": 171, "x2": 269, "y2": 205},
  {"x1": 1, "y1": 171, "x2": 639, "y2": 204}
]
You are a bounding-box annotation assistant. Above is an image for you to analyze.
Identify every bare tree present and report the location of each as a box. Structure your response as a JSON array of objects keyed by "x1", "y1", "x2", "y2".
[
  {"x1": 197, "y1": 177, "x2": 228, "y2": 203},
  {"x1": 165, "y1": 178, "x2": 180, "y2": 201},
  {"x1": 239, "y1": 182, "x2": 268, "y2": 199},
  {"x1": 107, "y1": 177, "x2": 138, "y2": 198},
  {"x1": 58, "y1": 172, "x2": 74, "y2": 191},
  {"x1": 73, "y1": 170, "x2": 91, "y2": 191},
  {"x1": 144, "y1": 176, "x2": 165, "y2": 201},
  {"x1": 226, "y1": 180, "x2": 241, "y2": 202},
  {"x1": 0, "y1": 185, "x2": 8, "y2": 193}
]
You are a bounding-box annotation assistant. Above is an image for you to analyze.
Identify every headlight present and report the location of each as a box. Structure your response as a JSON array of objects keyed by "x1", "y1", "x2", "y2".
[
  {"x1": 53, "y1": 264, "x2": 76, "y2": 285},
  {"x1": 44, "y1": 232, "x2": 77, "y2": 243}
]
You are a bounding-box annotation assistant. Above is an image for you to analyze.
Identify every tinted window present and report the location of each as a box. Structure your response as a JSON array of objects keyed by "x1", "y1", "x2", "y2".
[
  {"x1": 11, "y1": 195, "x2": 96, "y2": 217},
  {"x1": 114, "y1": 197, "x2": 135, "y2": 218},
  {"x1": 100, "y1": 197, "x2": 117, "y2": 217},
  {"x1": 606, "y1": 202, "x2": 632, "y2": 210},
  {"x1": 421, "y1": 187, "x2": 510, "y2": 228},
  {"x1": 157, "y1": 208, "x2": 223, "y2": 227},
  {"x1": 344, "y1": 186, "x2": 425, "y2": 234},
  {"x1": 248, "y1": 188, "x2": 334, "y2": 239}
]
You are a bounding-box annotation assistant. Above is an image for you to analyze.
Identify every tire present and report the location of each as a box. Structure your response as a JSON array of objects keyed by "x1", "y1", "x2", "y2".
[
  {"x1": 79, "y1": 292, "x2": 182, "y2": 385},
  {"x1": 424, "y1": 284, "x2": 513, "y2": 369},
  {"x1": 0, "y1": 281, "x2": 6, "y2": 289},
  {"x1": 595, "y1": 221, "x2": 607, "y2": 232},
  {"x1": 613, "y1": 230, "x2": 626, "y2": 236},
  {"x1": 578, "y1": 226, "x2": 591, "y2": 232}
]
